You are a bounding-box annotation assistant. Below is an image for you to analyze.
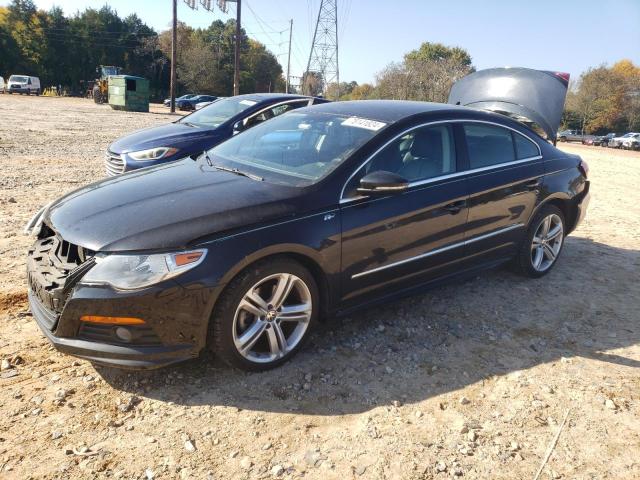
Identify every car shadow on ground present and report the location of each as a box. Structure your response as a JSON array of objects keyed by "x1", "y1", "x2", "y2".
[{"x1": 96, "y1": 236, "x2": 640, "y2": 415}]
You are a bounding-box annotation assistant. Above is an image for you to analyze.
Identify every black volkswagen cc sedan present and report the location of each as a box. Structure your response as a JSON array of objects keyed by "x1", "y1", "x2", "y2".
[
  {"x1": 105, "y1": 93, "x2": 327, "y2": 176},
  {"x1": 25, "y1": 68, "x2": 590, "y2": 371}
]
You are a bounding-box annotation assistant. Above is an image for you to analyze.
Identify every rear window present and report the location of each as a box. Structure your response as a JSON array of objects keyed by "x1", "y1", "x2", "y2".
[{"x1": 464, "y1": 124, "x2": 515, "y2": 168}]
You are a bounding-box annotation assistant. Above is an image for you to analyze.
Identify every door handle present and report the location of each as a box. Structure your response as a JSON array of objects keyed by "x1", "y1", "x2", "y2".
[
  {"x1": 525, "y1": 179, "x2": 542, "y2": 190},
  {"x1": 444, "y1": 200, "x2": 466, "y2": 214}
]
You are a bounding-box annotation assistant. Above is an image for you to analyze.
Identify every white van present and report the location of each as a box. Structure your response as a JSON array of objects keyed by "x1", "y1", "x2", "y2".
[
  {"x1": 0, "y1": 76, "x2": 5, "y2": 93},
  {"x1": 7, "y1": 75, "x2": 40, "y2": 95}
]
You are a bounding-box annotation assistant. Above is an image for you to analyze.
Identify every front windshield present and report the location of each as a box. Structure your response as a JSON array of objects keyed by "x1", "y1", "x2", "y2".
[
  {"x1": 180, "y1": 96, "x2": 258, "y2": 128},
  {"x1": 210, "y1": 111, "x2": 385, "y2": 186},
  {"x1": 9, "y1": 75, "x2": 27, "y2": 83}
]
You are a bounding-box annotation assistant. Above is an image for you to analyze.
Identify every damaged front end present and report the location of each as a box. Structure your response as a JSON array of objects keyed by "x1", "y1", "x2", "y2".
[{"x1": 24, "y1": 222, "x2": 212, "y2": 369}]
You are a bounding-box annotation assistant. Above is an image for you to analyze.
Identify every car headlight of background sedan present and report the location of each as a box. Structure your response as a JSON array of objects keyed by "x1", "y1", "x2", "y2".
[
  {"x1": 81, "y1": 249, "x2": 206, "y2": 290},
  {"x1": 127, "y1": 147, "x2": 179, "y2": 161}
]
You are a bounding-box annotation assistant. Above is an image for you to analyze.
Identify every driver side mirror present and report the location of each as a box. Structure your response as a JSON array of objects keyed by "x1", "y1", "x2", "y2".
[{"x1": 357, "y1": 171, "x2": 409, "y2": 196}]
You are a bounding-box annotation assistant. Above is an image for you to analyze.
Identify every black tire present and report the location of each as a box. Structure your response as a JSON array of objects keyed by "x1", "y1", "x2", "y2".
[
  {"x1": 513, "y1": 204, "x2": 566, "y2": 278},
  {"x1": 209, "y1": 257, "x2": 319, "y2": 371}
]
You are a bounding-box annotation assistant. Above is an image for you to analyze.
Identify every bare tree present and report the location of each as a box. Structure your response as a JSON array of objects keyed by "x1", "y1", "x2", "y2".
[{"x1": 375, "y1": 58, "x2": 471, "y2": 103}]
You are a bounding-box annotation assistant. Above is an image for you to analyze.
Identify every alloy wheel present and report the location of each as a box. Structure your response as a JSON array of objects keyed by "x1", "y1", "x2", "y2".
[
  {"x1": 531, "y1": 213, "x2": 564, "y2": 272},
  {"x1": 232, "y1": 273, "x2": 312, "y2": 363}
]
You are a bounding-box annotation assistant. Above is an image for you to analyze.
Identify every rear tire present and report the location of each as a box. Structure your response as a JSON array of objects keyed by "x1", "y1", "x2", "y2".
[
  {"x1": 513, "y1": 205, "x2": 566, "y2": 278},
  {"x1": 209, "y1": 257, "x2": 319, "y2": 371}
]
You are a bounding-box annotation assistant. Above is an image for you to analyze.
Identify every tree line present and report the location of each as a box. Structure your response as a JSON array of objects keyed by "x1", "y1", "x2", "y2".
[
  {"x1": 2, "y1": 0, "x2": 637, "y2": 134},
  {"x1": 0, "y1": 0, "x2": 284, "y2": 99},
  {"x1": 563, "y1": 61, "x2": 640, "y2": 134}
]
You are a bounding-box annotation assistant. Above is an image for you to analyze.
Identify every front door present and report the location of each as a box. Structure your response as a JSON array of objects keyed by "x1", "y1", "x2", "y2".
[{"x1": 340, "y1": 123, "x2": 469, "y2": 303}]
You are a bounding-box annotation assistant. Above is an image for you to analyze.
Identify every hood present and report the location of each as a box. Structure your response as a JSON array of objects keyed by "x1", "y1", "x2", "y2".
[
  {"x1": 109, "y1": 122, "x2": 222, "y2": 154},
  {"x1": 45, "y1": 159, "x2": 303, "y2": 252},
  {"x1": 449, "y1": 67, "x2": 570, "y2": 141}
]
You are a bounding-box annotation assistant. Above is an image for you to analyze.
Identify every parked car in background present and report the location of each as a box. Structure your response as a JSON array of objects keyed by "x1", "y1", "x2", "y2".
[
  {"x1": 593, "y1": 133, "x2": 617, "y2": 147},
  {"x1": 105, "y1": 93, "x2": 328, "y2": 175},
  {"x1": 621, "y1": 133, "x2": 640, "y2": 150},
  {"x1": 609, "y1": 132, "x2": 640, "y2": 149},
  {"x1": 26, "y1": 67, "x2": 590, "y2": 371},
  {"x1": 0, "y1": 76, "x2": 5, "y2": 93},
  {"x1": 163, "y1": 93, "x2": 196, "y2": 107},
  {"x1": 177, "y1": 95, "x2": 217, "y2": 111},
  {"x1": 7, "y1": 75, "x2": 40, "y2": 95},
  {"x1": 581, "y1": 135, "x2": 597, "y2": 145},
  {"x1": 557, "y1": 129, "x2": 585, "y2": 142}
]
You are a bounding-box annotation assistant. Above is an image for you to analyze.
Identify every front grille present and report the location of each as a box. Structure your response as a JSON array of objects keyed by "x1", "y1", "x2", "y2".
[
  {"x1": 78, "y1": 323, "x2": 161, "y2": 346},
  {"x1": 27, "y1": 228, "x2": 94, "y2": 330},
  {"x1": 105, "y1": 150, "x2": 125, "y2": 176}
]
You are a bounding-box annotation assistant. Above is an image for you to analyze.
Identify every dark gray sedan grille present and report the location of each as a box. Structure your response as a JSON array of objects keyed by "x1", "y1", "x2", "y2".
[{"x1": 105, "y1": 150, "x2": 125, "y2": 176}]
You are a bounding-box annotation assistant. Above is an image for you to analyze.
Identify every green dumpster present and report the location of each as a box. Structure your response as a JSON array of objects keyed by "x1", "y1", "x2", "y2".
[{"x1": 108, "y1": 75, "x2": 149, "y2": 112}]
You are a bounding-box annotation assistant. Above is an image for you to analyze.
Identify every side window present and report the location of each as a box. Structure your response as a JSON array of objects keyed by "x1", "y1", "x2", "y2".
[
  {"x1": 513, "y1": 132, "x2": 539, "y2": 159},
  {"x1": 463, "y1": 124, "x2": 515, "y2": 168},
  {"x1": 344, "y1": 124, "x2": 456, "y2": 196},
  {"x1": 244, "y1": 110, "x2": 273, "y2": 129}
]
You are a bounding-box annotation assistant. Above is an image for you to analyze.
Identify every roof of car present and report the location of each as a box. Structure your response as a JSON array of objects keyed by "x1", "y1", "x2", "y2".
[
  {"x1": 236, "y1": 93, "x2": 318, "y2": 103},
  {"x1": 304, "y1": 100, "x2": 467, "y2": 123}
]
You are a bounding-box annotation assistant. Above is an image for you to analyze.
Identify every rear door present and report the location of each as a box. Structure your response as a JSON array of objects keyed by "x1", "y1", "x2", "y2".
[
  {"x1": 449, "y1": 68, "x2": 569, "y2": 143},
  {"x1": 461, "y1": 122, "x2": 544, "y2": 262}
]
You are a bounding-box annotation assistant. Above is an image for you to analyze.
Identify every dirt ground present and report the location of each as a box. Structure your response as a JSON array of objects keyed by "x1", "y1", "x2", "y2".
[{"x1": 0, "y1": 95, "x2": 638, "y2": 480}]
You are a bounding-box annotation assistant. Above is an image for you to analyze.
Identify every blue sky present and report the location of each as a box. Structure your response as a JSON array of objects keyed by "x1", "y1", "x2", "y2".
[{"x1": 2, "y1": 0, "x2": 639, "y2": 85}]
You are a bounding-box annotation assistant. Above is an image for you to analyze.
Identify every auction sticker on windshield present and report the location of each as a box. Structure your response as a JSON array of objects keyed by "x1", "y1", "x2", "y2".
[
  {"x1": 341, "y1": 117, "x2": 387, "y2": 131},
  {"x1": 240, "y1": 99, "x2": 258, "y2": 106}
]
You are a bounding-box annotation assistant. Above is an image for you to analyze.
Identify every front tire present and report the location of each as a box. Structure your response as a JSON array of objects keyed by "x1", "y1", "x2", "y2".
[
  {"x1": 209, "y1": 258, "x2": 319, "y2": 371},
  {"x1": 514, "y1": 205, "x2": 566, "y2": 278}
]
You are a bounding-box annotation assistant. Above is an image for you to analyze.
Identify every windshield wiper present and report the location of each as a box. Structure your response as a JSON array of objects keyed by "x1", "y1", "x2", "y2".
[
  {"x1": 181, "y1": 121, "x2": 198, "y2": 127},
  {"x1": 202, "y1": 152, "x2": 263, "y2": 181}
]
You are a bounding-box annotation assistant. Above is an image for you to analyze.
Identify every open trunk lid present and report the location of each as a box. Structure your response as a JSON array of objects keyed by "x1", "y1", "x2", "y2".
[{"x1": 448, "y1": 67, "x2": 569, "y2": 142}]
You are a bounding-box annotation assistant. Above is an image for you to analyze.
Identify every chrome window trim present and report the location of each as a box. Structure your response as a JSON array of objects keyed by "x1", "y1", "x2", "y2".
[
  {"x1": 351, "y1": 223, "x2": 524, "y2": 279},
  {"x1": 339, "y1": 119, "x2": 542, "y2": 204}
]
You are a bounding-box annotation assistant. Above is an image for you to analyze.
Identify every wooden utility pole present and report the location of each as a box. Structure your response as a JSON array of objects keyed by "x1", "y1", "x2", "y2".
[
  {"x1": 233, "y1": 0, "x2": 241, "y2": 95},
  {"x1": 170, "y1": 0, "x2": 177, "y2": 112},
  {"x1": 286, "y1": 19, "x2": 293, "y2": 93}
]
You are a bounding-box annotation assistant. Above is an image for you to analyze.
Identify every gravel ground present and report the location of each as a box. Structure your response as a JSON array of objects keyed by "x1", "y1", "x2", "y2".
[{"x1": 0, "y1": 95, "x2": 638, "y2": 479}]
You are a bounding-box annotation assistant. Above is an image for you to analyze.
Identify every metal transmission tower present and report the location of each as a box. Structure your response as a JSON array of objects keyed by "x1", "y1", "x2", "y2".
[{"x1": 304, "y1": 0, "x2": 339, "y2": 98}]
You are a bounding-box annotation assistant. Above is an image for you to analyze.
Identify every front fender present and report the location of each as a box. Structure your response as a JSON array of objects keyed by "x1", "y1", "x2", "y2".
[{"x1": 173, "y1": 209, "x2": 343, "y2": 342}]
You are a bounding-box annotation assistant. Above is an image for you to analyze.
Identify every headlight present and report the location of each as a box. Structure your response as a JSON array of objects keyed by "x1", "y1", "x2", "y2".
[
  {"x1": 81, "y1": 249, "x2": 206, "y2": 290},
  {"x1": 127, "y1": 147, "x2": 179, "y2": 161}
]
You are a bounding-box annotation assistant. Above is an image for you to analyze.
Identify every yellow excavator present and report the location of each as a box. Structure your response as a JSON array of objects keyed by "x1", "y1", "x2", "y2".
[{"x1": 92, "y1": 65, "x2": 123, "y2": 104}]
